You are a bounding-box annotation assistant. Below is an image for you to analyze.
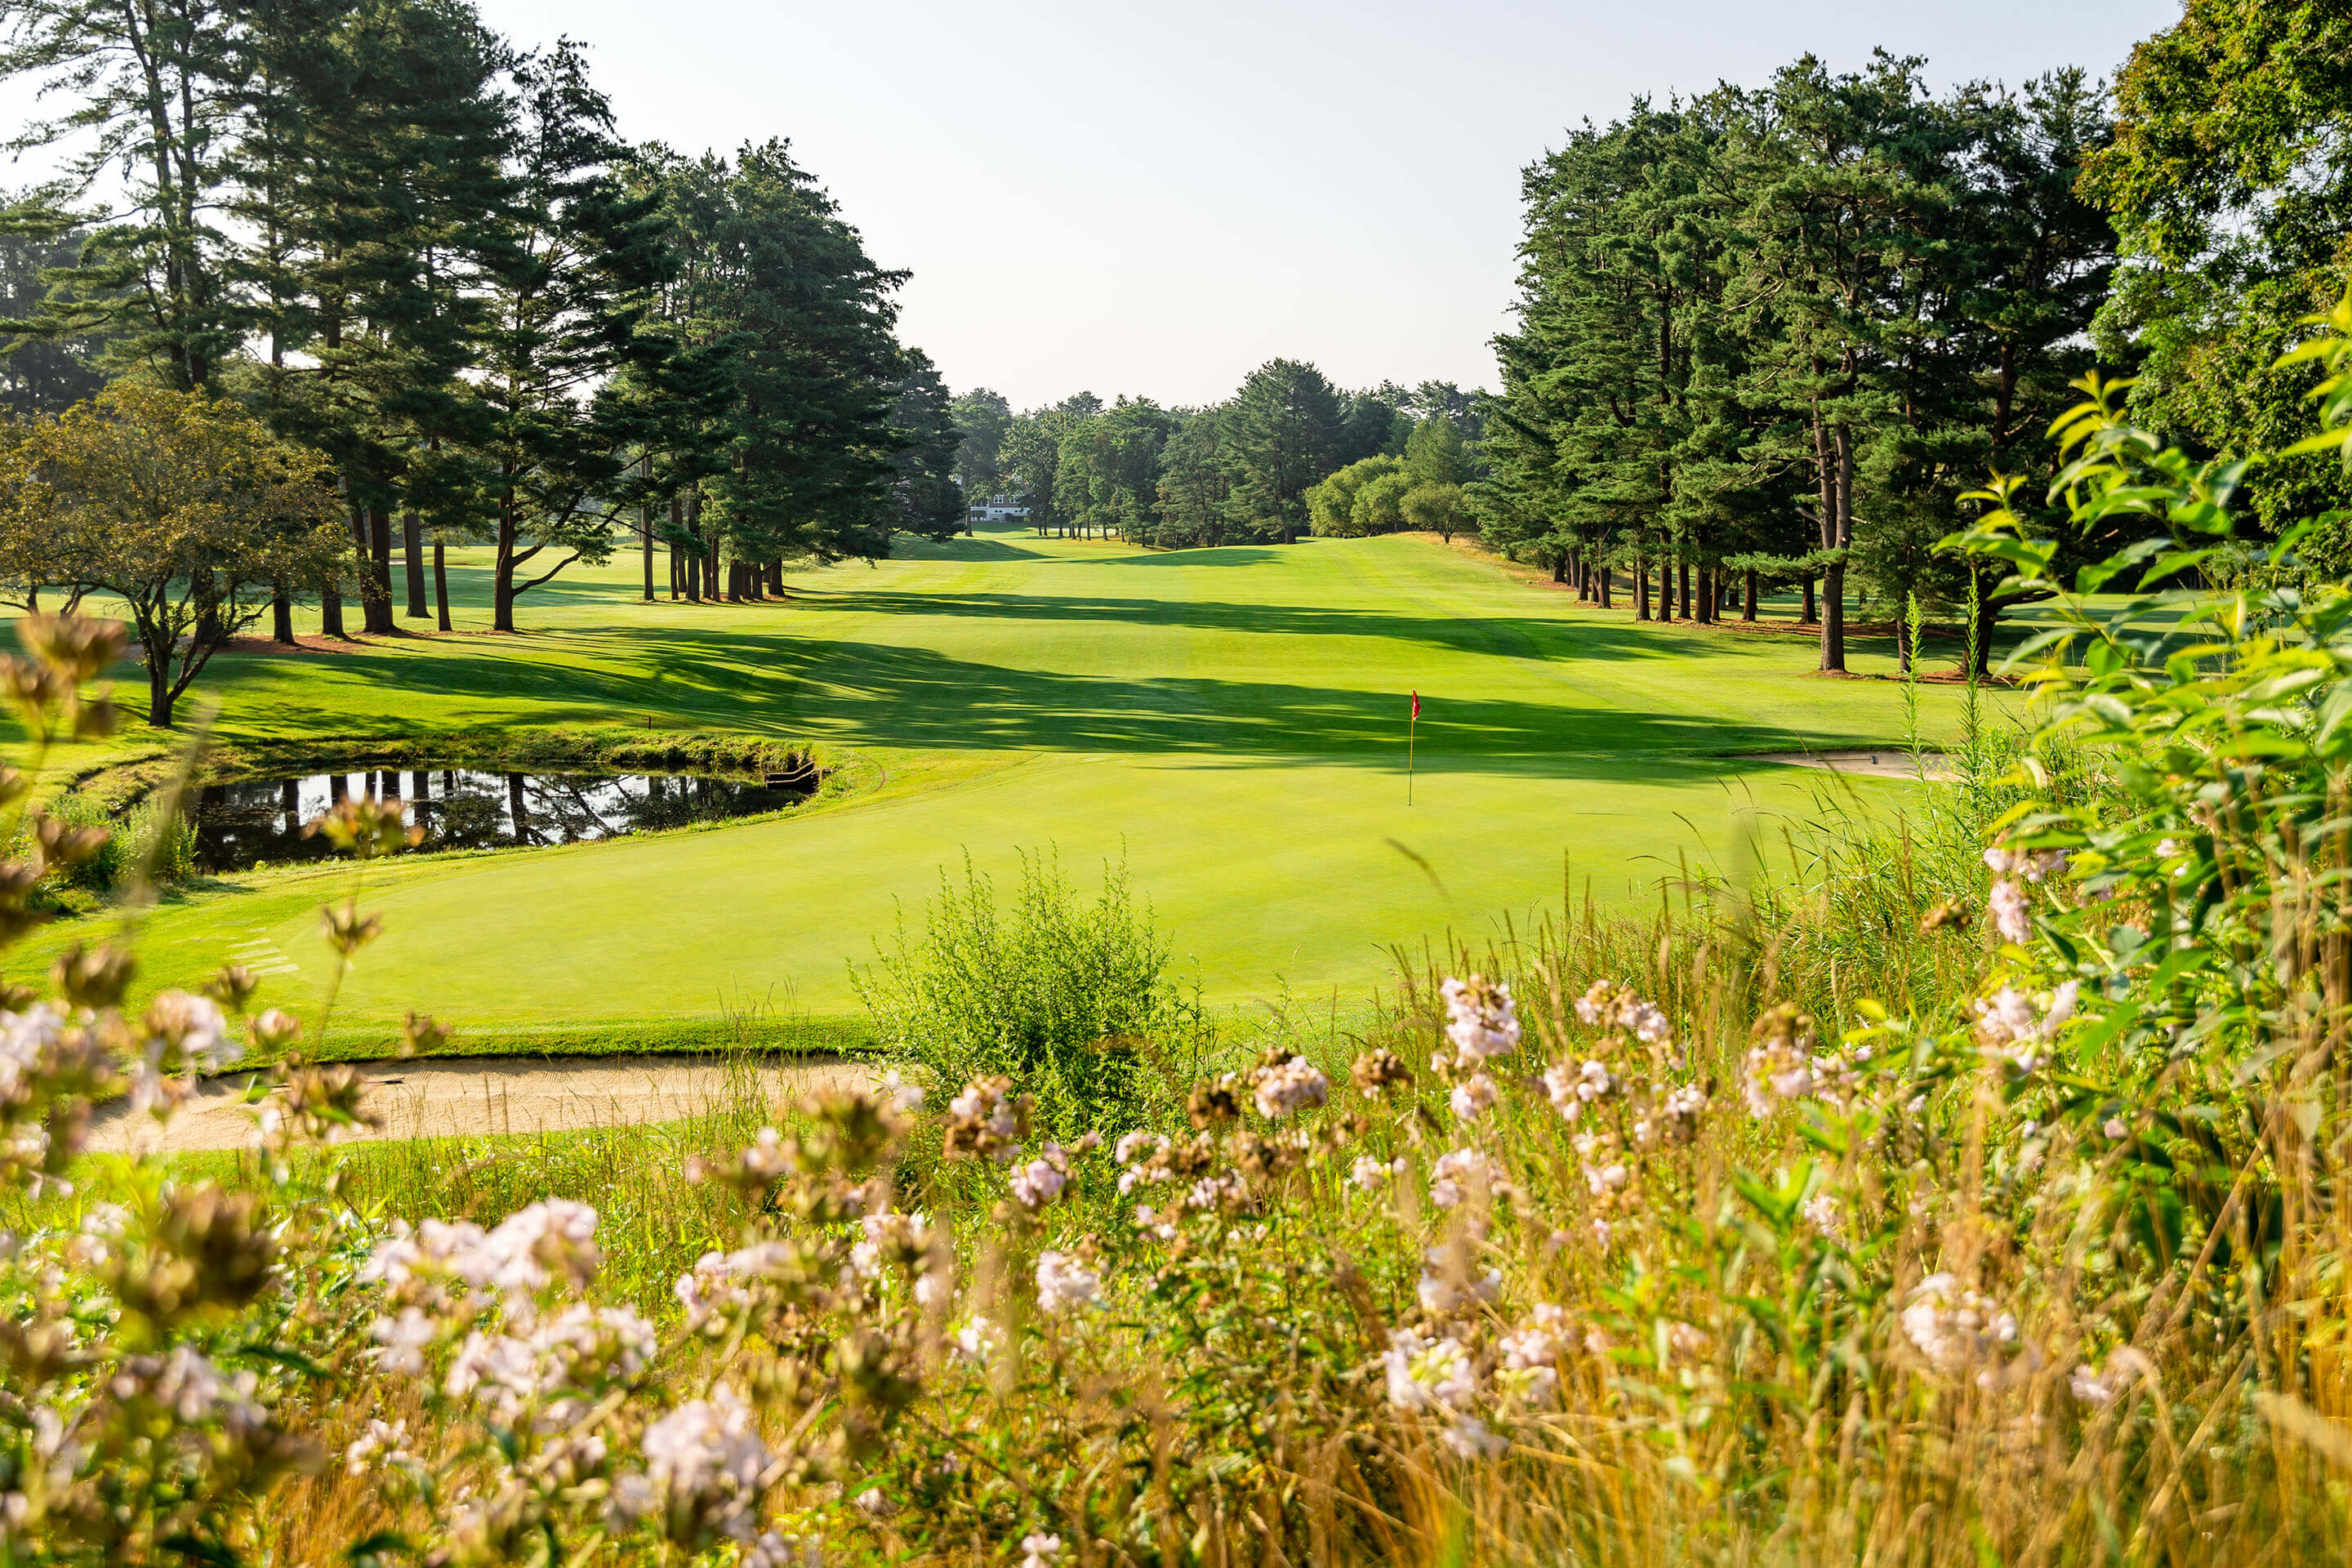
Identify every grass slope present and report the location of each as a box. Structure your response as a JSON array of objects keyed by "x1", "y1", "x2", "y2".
[{"x1": 14, "y1": 527, "x2": 1978, "y2": 1051}]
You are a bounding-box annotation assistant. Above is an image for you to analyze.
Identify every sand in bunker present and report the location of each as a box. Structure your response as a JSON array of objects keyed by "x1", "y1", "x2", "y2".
[
  {"x1": 88, "y1": 1054, "x2": 879, "y2": 1155},
  {"x1": 1740, "y1": 750, "x2": 1953, "y2": 781}
]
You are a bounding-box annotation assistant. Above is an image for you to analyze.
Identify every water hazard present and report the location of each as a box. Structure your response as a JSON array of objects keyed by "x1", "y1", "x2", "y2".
[{"x1": 188, "y1": 765, "x2": 817, "y2": 873}]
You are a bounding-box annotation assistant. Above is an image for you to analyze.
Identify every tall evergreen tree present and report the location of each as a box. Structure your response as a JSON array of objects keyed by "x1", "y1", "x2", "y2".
[{"x1": 1223, "y1": 359, "x2": 1342, "y2": 543}]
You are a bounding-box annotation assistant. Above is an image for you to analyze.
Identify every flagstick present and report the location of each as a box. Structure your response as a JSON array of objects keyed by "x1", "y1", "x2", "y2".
[{"x1": 1407, "y1": 710, "x2": 1417, "y2": 805}]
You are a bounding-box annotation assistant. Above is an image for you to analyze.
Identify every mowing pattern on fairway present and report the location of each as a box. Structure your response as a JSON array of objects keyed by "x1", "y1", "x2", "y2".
[{"x1": 19, "y1": 528, "x2": 1967, "y2": 1049}]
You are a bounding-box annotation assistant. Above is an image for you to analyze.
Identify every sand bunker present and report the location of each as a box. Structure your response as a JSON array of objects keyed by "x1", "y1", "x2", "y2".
[
  {"x1": 1739, "y1": 750, "x2": 1953, "y2": 781},
  {"x1": 87, "y1": 1054, "x2": 877, "y2": 1155}
]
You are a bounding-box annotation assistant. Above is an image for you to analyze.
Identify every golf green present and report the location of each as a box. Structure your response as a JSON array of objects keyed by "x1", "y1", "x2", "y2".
[{"x1": 16, "y1": 526, "x2": 1973, "y2": 1051}]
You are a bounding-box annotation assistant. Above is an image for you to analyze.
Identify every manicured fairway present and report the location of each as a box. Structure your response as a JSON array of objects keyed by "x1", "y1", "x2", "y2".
[{"x1": 16, "y1": 527, "x2": 1976, "y2": 1050}]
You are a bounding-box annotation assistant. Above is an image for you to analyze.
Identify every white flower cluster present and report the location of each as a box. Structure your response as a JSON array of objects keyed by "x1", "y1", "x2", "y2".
[
  {"x1": 1572, "y1": 979, "x2": 1671, "y2": 1047},
  {"x1": 1982, "y1": 847, "x2": 2063, "y2": 947},
  {"x1": 1442, "y1": 975, "x2": 1522, "y2": 1062},
  {"x1": 949, "y1": 1313, "x2": 1002, "y2": 1364},
  {"x1": 1902, "y1": 1273, "x2": 2033, "y2": 1386},
  {"x1": 1971, "y1": 981, "x2": 2078, "y2": 1075},
  {"x1": 2069, "y1": 1347, "x2": 2151, "y2": 1407},
  {"x1": 109, "y1": 1345, "x2": 265, "y2": 1433},
  {"x1": 363, "y1": 1199, "x2": 602, "y2": 1316},
  {"x1": 128, "y1": 991, "x2": 241, "y2": 1118},
  {"x1": 1428, "y1": 1147, "x2": 1492, "y2": 1210},
  {"x1": 1020, "y1": 1533, "x2": 1062, "y2": 1568},
  {"x1": 1009, "y1": 1145, "x2": 1071, "y2": 1209},
  {"x1": 1415, "y1": 1247, "x2": 1502, "y2": 1316},
  {"x1": 1348, "y1": 1153, "x2": 1405, "y2": 1193},
  {"x1": 850, "y1": 1210, "x2": 942, "y2": 1305},
  {"x1": 1249, "y1": 1055, "x2": 1330, "y2": 1120},
  {"x1": 1740, "y1": 1035, "x2": 1865, "y2": 1119},
  {"x1": 345, "y1": 1417, "x2": 416, "y2": 1477},
  {"x1": 1034, "y1": 1250, "x2": 1100, "y2": 1314},
  {"x1": 1542, "y1": 1057, "x2": 1613, "y2": 1123},
  {"x1": 673, "y1": 1241, "x2": 800, "y2": 1331},
  {"x1": 613, "y1": 1383, "x2": 772, "y2": 1543},
  {"x1": 442, "y1": 1303, "x2": 658, "y2": 1427}
]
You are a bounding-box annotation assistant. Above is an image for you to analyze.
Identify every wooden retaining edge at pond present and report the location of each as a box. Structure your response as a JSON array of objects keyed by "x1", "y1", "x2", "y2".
[{"x1": 87, "y1": 1054, "x2": 880, "y2": 1155}]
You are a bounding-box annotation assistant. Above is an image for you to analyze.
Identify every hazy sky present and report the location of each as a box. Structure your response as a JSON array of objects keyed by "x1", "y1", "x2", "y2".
[{"x1": 11, "y1": 1, "x2": 2189, "y2": 411}]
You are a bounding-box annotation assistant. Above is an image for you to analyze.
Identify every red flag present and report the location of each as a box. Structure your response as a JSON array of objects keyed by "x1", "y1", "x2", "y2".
[{"x1": 1410, "y1": 691, "x2": 1420, "y2": 720}]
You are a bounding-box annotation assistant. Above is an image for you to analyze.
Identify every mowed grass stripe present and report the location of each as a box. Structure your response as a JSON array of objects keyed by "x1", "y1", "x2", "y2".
[{"x1": 11, "y1": 525, "x2": 1971, "y2": 1049}]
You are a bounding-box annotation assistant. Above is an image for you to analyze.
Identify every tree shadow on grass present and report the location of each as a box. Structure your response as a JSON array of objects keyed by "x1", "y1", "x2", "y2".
[
  {"x1": 272, "y1": 618, "x2": 1900, "y2": 774},
  {"x1": 784, "y1": 586, "x2": 1697, "y2": 667}
]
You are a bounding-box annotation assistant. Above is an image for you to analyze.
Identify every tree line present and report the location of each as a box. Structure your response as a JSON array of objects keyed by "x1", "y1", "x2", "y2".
[
  {"x1": 0, "y1": 0, "x2": 962, "y2": 719},
  {"x1": 1478, "y1": 0, "x2": 2352, "y2": 673},
  {"x1": 948, "y1": 369, "x2": 1484, "y2": 549}
]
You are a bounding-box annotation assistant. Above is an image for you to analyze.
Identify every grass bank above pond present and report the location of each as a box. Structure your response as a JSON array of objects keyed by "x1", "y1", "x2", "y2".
[{"x1": 5, "y1": 527, "x2": 1991, "y2": 1054}]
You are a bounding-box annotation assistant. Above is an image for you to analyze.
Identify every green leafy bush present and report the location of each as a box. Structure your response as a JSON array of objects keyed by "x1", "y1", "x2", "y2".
[{"x1": 853, "y1": 850, "x2": 1192, "y2": 1134}]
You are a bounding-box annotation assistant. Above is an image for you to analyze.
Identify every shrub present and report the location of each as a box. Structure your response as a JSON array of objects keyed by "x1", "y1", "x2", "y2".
[{"x1": 853, "y1": 850, "x2": 1191, "y2": 1134}]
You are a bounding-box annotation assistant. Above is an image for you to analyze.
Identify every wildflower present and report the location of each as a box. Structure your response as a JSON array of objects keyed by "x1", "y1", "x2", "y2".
[
  {"x1": 1428, "y1": 1147, "x2": 1490, "y2": 1210},
  {"x1": 1035, "y1": 1250, "x2": 1100, "y2": 1314},
  {"x1": 1590, "y1": 1217, "x2": 1611, "y2": 1247},
  {"x1": 1250, "y1": 1055, "x2": 1330, "y2": 1119},
  {"x1": 1134, "y1": 1203, "x2": 1178, "y2": 1241},
  {"x1": 2069, "y1": 1348, "x2": 2151, "y2": 1407},
  {"x1": 1009, "y1": 1145, "x2": 1070, "y2": 1209},
  {"x1": 1351, "y1": 1048, "x2": 1413, "y2": 1095},
  {"x1": 1442, "y1": 1414, "x2": 1508, "y2": 1459},
  {"x1": 1114, "y1": 1129, "x2": 1165, "y2": 1166},
  {"x1": 345, "y1": 1417, "x2": 413, "y2": 1477},
  {"x1": 1415, "y1": 1256, "x2": 1501, "y2": 1316},
  {"x1": 1801, "y1": 1193, "x2": 1840, "y2": 1234},
  {"x1": 2103, "y1": 1116, "x2": 2127, "y2": 1141},
  {"x1": 1348, "y1": 1154, "x2": 1405, "y2": 1192},
  {"x1": 639, "y1": 1384, "x2": 771, "y2": 1542},
  {"x1": 1972, "y1": 981, "x2": 2078, "y2": 1073},
  {"x1": 1448, "y1": 1071, "x2": 1498, "y2": 1120},
  {"x1": 1741, "y1": 1004, "x2": 1819, "y2": 1117},
  {"x1": 1573, "y1": 979, "x2": 1672, "y2": 1047},
  {"x1": 1659, "y1": 1083, "x2": 1706, "y2": 1141},
  {"x1": 851, "y1": 1210, "x2": 936, "y2": 1278},
  {"x1": 949, "y1": 1314, "x2": 1001, "y2": 1365},
  {"x1": 746, "y1": 1533, "x2": 823, "y2": 1568},
  {"x1": 1989, "y1": 879, "x2": 2030, "y2": 944},
  {"x1": 1441, "y1": 975, "x2": 1521, "y2": 1063},
  {"x1": 369, "y1": 1307, "x2": 438, "y2": 1375},
  {"x1": 1581, "y1": 1161, "x2": 1628, "y2": 1196},
  {"x1": 944, "y1": 1076, "x2": 1027, "y2": 1163},
  {"x1": 1901, "y1": 1273, "x2": 2025, "y2": 1379},
  {"x1": 1021, "y1": 1535, "x2": 1062, "y2": 1568},
  {"x1": 1542, "y1": 1057, "x2": 1612, "y2": 1121},
  {"x1": 1381, "y1": 1327, "x2": 1476, "y2": 1411}
]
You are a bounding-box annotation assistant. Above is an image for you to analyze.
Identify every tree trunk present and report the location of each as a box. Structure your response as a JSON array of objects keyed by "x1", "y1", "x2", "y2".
[
  {"x1": 1551, "y1": 556, "x2": 1566, "y2": 585},
  {"x1": 766, "y1": 559, "x2": 785, "y2": 595},
  {"x1": 506, "y1": 772, "x2": 532, "y2": 845},
  {"x1": 147, "y1": 652, "x2": 174, "y2": 728},
  {"x1": 639, "y1": 456, "x2": 654, "y2": 603},
  {"x1": 1895, "y1": 607, "x2": 1913, "y2": 674},
  {"x1": 1802, "y1": 577, "x2": 1817, "y2": 624},
  {"x1": 1635, "y1": 553, "x2": 1650, "y2": 621},
  {"x1": 1743, "y1": 569, "x2": 1758, "y2": 621},
  {"x1": 1659, "y1": 559, "x2": 1673, "y2": 619},
  {"x1": 493, "y1": 499, "x2": 519, "y2": 634},
  {"x1": 321, "y1": 578, "x2": 346, "y2": 639},
  {"x1": 433, "y1": 537, "x2": 452, "y2": 631},
  {"x1": 1679, "y1": 560, "x2": 1692, "y2": 621},
  {"x1": 1598, "y1": 564, "x2": 1612, "y2": 609},
  {"x1": 272, "y1": 582, "x2": 295, "y2": 645},
  {"x1": 366, "y1": 509, "x2": 394, "y2": 634},
  {"x1": 682, "y1": 497, "x2": 702, "y2": 604},
  {"x1": 403, "y1": 512, "x2": 428, "y2": 618},
  {"x1": 1816, "y1": 415, "x2": 1853, "y2": 673},
  {"x1": 670, "y1": 497, "x2": 686, "y2": 601}
]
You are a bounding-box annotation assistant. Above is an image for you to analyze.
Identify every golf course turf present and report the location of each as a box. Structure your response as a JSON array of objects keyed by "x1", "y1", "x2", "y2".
[{"x1": 11, "y1": 525, "x2": 1983, "y2": 1054}]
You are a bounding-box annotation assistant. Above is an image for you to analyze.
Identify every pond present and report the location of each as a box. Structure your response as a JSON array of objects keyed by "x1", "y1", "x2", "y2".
[{"x1": 187, "y1": 765, "x2": 817, "y2": 873}]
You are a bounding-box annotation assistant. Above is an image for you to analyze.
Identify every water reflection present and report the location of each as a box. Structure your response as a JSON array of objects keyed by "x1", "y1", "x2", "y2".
[{"x1": 189, "y1": 767, "x2": 816, "y2": 873}]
